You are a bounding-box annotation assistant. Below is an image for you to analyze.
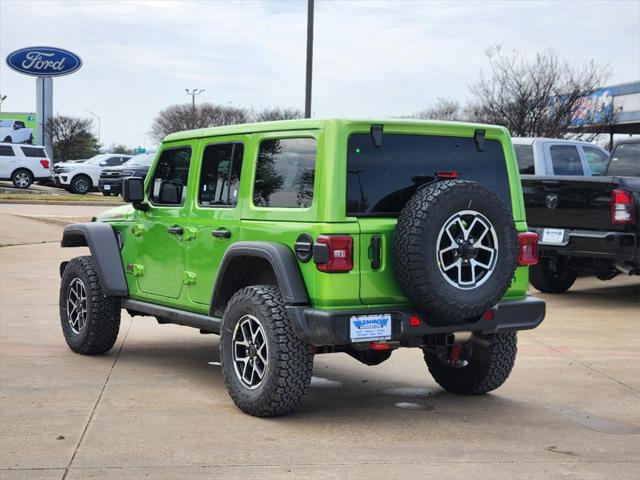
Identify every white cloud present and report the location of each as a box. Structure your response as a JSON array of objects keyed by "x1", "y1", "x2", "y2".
[{"x1": 0, "y1": 0, "x2": 638, "y2": 148}]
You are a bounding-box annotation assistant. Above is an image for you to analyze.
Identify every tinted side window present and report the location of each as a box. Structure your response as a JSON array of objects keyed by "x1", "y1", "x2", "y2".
[
  {"x1": 253, "y1": 138, "x2": 316, "y2": 208},
  {"x1": 105, "y1": 157, "x2": 121, "y2": 166},
  {"x1": 550, "y1": 145, "x2": 583, "y2": 175},
  {"x1": 583, "y1": 147, "x2": 609, "y2": 176},
  {"x1": 20, "y1": 147, "x2": 46, "y2": 158},
  {"x1": 607, "y1": 143, "x2": 640, "y2": 177},
  {"x1": 149, "y1": 147, "x2": 192, "y2": 205},
  {"x1": 0, "y1": 146, "x2": 15, "y2": 156},
  {"x1": 514, "y1": 144, "x2": 535, "y2": 174},
  {"x1": 199, "y1": 142, "x2": 243, "y2": 207}
]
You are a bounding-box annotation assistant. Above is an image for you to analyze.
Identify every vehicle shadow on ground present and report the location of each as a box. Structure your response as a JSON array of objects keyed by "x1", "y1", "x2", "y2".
[
  {"x1": 115, "y1": 334, "x2": 528, "y2": 424},
  {"x1": 535, "y1": 282, "x2": 640, "y2": 308}
]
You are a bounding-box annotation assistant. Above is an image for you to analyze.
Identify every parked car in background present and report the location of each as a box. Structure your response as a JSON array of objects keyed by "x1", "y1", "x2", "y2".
[
  {"x1": 98, "y1": 153, "x2": 155, "y2": 196},
  {"x1": 512, "y1": 137, "x2": 609, "y2": 176},
  {"x1": 54, "y1": 153, "x2": 132, "y2": 194},
  {"x1": 0, "y1": 119, "x2": 34, "y2": 144},
  {"x1": 522, "y1": 138, "x2": 639, "y2": 292},
  {"x1": 0, "y1": 143, "x2": 52, "y2": 189}
]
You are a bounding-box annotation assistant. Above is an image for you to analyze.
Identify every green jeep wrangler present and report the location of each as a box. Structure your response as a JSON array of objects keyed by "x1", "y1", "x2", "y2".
[{"x1": 59, "y1": 119, "x2": 544, "y2": 417}]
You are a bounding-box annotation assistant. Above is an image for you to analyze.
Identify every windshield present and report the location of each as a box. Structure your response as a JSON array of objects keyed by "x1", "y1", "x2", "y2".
[
  {"x1": 347, "y1": 133, "x2": 511, "y2": 215},
  {"x1": 607, "y1": 142, "x2": 640, "y2": 176},
  {"x1": 0, "y1": 120, "x2": 13, "y2": 127},
  {"x1": 125, "y1": 153, "x2": 155, "y2": 167}
]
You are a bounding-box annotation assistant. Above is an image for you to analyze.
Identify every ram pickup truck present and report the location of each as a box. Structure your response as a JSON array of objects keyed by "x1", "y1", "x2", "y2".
[{"x1": 522, "y1": 139, "x2": 639, "y2": 292}]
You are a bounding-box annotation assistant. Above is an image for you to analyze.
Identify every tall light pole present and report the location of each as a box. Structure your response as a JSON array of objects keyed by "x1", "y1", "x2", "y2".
[
  {"x1": 85, "y1": 110, "x2": 101, "y2": 147},
  {"x1": 185, "y1": 88, "x2": 205, "y2": 108},
  {"x1": 304, "y1": 0, "x2": 314, "y2": 118},
  {"x1": 137, "y1": 131, "x2": 146, "y2": 149},
  {"x1": 0, "y1": 94, "x2": 6, "y2": 113}
]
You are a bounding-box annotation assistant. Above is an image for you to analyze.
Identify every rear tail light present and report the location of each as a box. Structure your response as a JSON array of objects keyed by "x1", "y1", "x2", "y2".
[
  {"x1": 40, "y1": 159, "x2": 49, "y2": 169},
  {"x1": 436, "y1": 170, "x2": 459, "y2": 179},
  {"x1": 315, "y1": 235, "x2": 353, "y2": 272},
  {"x1": 611, "y1": 189, "x2": 635, "y2": 224},
  {"x1": 517, "y1": 232, "x2": 538, "y2": 266}
]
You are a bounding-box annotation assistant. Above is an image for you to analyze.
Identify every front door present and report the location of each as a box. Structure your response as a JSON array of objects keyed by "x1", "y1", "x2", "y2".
[
  {"x1": 186, "y1": 136, "x2": 248, "y2": 306},
  {"x1": 134, "y1": 144, "x2": 194, "y2": 299}
]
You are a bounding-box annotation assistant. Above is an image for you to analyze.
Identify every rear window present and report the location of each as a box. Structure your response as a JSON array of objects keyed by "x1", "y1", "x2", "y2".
[
  {"x1": 347, "y1": 134, "x2": 511, "y2": 215},
  {"x1": 20, "y1": 146, "x2": 47, "y2": 158},
  {"x1": 549, "y1": 145, "x2": 584, "y2": 175},
  {"x1": 607, "y1": 143, "x2": 639, "y2": 177},
  {"x1": 514, "y1": 144, "x2": 535, "y2": 174}
]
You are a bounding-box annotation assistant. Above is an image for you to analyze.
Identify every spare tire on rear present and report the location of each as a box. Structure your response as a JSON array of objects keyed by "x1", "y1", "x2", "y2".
[{"x1": 393, "y1": 179, "x2": 517, "y2": 320}]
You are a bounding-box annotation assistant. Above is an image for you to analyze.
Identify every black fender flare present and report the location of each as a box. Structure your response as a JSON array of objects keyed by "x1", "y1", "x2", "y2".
[
  {"x1": 61, "y1": 223, "x2": 128, "y2": 296},
  {"x1": 210, "y1": 241, "x2": 310, "y2": 316}
]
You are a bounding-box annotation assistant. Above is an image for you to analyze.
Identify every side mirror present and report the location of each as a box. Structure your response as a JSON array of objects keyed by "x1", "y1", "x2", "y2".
[{"x1": 122, "y1": 177, "x2": 147, "y2": 210}]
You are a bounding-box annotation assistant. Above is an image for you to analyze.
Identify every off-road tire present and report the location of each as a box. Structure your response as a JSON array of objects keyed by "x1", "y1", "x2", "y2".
[
  {"x1": 220, "y1": 285, "x2": 314, "y2": 417},
  {"x1": 393, "y1": 180, "x2": 518, "y2": 320},
  {"x1": 59, "y1": 256, "x2": 121, "y2": 355},
  {"x1": 11, "y1": 169, "x2": 33, "y2": 189},
  {"x1": 529, "y1": 258, "x2": 577, "y2": 293},
  {"x1": 70, "y1": 174, "x2": 92, "y2": 194},
  {"x1": 424, "y1": 331, "x2": 517, "y2": 395}
]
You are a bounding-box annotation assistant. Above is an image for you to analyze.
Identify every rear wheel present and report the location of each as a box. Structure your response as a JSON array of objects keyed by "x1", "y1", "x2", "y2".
[
  {"x1": 70, "y1": 174, "x2": 92, "y2": 194},
  {"x1": 11, "y1": 169, "x2": 33, "y2": 189},
  {"x1": 220, "y1": 285, "x2": 314, "y2": 417},
  {"x1": 529, "y1": 257, "x2": 577, "y2": 293},
  {"x1": 59, "y1": 256, "x2": 121, "y2": 354},
  {"x1": 424, "y1": 332, "x2": 517, "y2": 395}
]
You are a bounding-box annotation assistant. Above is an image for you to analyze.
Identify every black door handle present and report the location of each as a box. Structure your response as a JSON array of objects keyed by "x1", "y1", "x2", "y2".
[
  {"x1": 167, "y1": 226, "x2": 184, "y2": 235},
  {"x1": 211, "y1": 229, "x2": 231, "y2": 239},
  {"x1": 370, "y1": 235, "x2": 381, "y2": 269}
]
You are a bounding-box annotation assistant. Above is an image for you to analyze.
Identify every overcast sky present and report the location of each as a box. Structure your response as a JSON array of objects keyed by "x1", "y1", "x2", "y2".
[{"x1": 1, "y1": 0, "x2": 638, "y2": 149}]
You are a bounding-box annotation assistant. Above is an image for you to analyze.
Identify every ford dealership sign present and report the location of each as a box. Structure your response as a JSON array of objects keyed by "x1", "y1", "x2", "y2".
[{"x1": 6, "y1": 46, "x2": 82, "y2": 77}]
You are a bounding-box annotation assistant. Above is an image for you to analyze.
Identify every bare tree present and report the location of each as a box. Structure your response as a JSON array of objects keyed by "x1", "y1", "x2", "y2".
[
  {"x1": 413, "y1": 98, "x2": 466, "y2": 121},
  {"x1": 252, "y1": 107, "x2": 303, "y2": 122},
  {"x1": 45, "y1": 115, "x2": 100, "y2": 162},
  {"x1": 151, "y1": 103, "x2": 249, "y2": 141},
  {"x1": 469, "y1": 46, "x2": 610, "y2": 137}
]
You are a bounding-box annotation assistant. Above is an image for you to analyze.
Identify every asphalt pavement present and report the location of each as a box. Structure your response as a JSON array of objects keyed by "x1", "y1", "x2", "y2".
[{"x1": 0, "y1": 203, "x2": 639, "y2": 479}]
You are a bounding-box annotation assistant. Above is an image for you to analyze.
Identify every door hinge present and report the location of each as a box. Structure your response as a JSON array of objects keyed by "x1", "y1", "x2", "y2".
[
  {"x1": 131, "y1": 224, "x2": 144, "y2": 237},
  {"x1": 183, "y1": 227, "x2": 197, "y2": 241},
  {"x1": 127, "y1": 263, "x2": 144, "y2": 277},
  {"x1": 183, "y1": 271, "x2": 197, "y2": 285}
]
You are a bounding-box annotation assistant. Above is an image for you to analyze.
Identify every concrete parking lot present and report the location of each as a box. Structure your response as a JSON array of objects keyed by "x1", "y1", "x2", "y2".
[{"x1": 1, "y1": 203, "x2": 639, "y2": 479}]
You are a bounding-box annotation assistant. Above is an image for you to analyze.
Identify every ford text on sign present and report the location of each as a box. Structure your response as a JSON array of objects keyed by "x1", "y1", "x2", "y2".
[{"x1": 6, "y1": 47, "x2": 82, "y2": 77}]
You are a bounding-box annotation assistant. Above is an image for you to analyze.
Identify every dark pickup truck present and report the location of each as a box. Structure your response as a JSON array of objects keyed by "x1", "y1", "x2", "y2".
[{"x1": 522, "y1": 139, "x2": 639, "y2": 293}]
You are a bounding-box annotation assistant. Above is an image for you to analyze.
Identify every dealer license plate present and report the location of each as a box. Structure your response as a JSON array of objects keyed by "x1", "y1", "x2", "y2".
[
  {"x1": 350, "y1": 314, "x2": 392, "y2": 343},
  {"x1": 103, "y1": 184, "x2": 111, "y2": 191},
  {"x1": 541, "y1": 228, "x2": 565, "y2": 245}
]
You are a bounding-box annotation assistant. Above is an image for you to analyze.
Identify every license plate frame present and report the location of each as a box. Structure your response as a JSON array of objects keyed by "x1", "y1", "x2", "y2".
[
  {"x1": 349, "y1": 314, "x2": 392, "y2": 343},
  {"x1": 541, "y1": 228, "x2": 565, "y2": 245}
]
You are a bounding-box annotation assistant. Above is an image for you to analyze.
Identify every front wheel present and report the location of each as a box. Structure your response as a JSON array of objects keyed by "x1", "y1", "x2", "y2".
[
  {"x1": 529, "y1": 257, "x2": 577, "y2": 293},
  {"x1": 220, "y1": 285, "x2": 314, "y2": 417},
  {"x1": 59, "y1": 256, "x2": 121, "y2": 354},
  {"x1": 70, "y1": 175, "x2": 92, "y2": 194},
  {"x1": 424, "y1": 331, "x2": 517, "y2": 395},
  {"x1": 11, "y1": 169, "x2": 33, "y2": 189}
]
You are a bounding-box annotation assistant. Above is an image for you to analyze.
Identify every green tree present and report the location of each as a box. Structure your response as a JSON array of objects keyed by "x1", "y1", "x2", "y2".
[{"x1": 45, "y1": 115, "x2": 100, "y2": 162}]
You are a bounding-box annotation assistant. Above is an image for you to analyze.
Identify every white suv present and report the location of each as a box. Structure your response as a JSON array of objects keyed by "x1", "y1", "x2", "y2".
[
  {"x1": 0, "y1": 119, "x2": 35, "y2": 144},
  {"x1": 0, "y1": 143, "x2": 52, "y2": 189},
  {"x1": 53, "y1": 153, "x2": 132, "y2": 194}
]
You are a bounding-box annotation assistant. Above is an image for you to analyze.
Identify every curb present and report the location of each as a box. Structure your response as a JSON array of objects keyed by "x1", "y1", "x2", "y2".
[{"x1": 0, "y1": 199, "x2": 125, "y2": 207}]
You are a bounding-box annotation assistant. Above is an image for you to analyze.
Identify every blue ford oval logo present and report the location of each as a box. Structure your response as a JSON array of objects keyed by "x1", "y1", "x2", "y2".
[{"x1": 6, "y1": 46, "x2": 82, "y2": 77}]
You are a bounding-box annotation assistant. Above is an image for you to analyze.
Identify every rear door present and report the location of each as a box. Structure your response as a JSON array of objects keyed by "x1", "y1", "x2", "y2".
[
  {"x1": 186, "y1": 135, "x2": 248, "y2": 306},
  {"x1": 0, "y1": 144, "x2": 16, "y2": 178},
  {"x1": 347, "y1": 133, "x2": 514, "y2": 305}
]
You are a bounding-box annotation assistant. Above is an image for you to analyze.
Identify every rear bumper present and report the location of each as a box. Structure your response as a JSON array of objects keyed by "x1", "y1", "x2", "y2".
[
  {"x1": 286, "y1": 295, "x2": 545, "y2": 347},
  {"x1": 532, "y1": 227, "x2": 638, "y2": 264}
]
